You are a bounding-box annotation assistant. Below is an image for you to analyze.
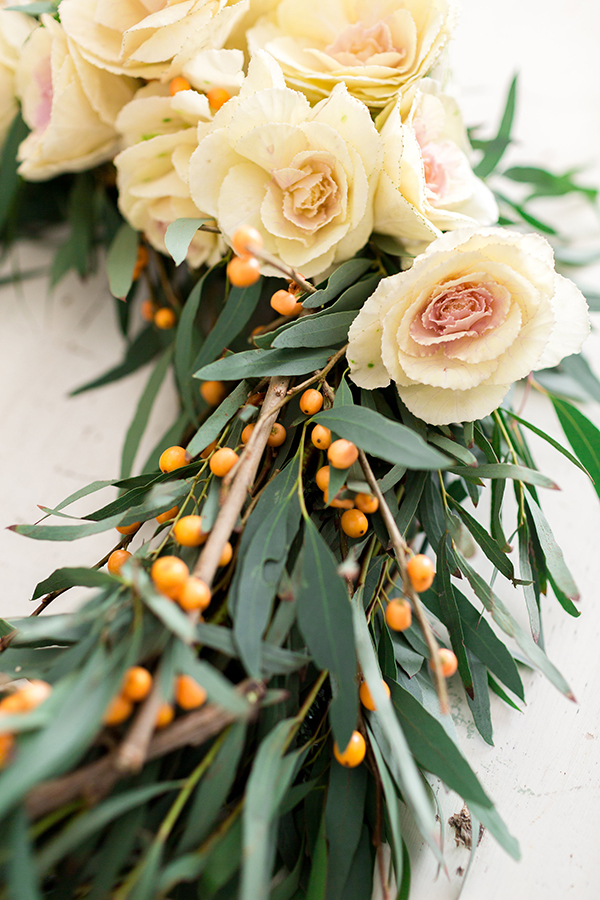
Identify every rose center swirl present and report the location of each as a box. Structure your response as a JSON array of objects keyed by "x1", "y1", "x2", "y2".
[
  {"x1": 324, "y1": 20, "x2": 406, "y2": 67},
  {"x1": 410, "y1": 281, "x2": 511, "y2": 346},
  {"x1": 272, "y1": 155, "x2": 342, "y2": 233}
]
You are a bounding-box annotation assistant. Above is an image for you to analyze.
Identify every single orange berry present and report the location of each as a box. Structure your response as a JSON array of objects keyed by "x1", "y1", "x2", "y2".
[
  {"x1": 206, "y1": 87, "x2": 231, "y2": 110},
  {"x1": 175, "y1": 674, "x2": 207, "y2": 710},
  {"x1": 231, "y1": 226, "x2": 263, "y2": 257},
  {"x1": 359, "y1": 679, "x2": 391, "y2": 712},
  {"x1": 333, "y1": 730, "x2": 366, "y2": 768},
  {"x1": 227, "y1": 256, "x2": 261, "y2": 287},
  {"x1": 178, "y1": 577, "x2": 212, "y2": 612},
  {"x1": 210, "y1": 447, "x2": 239, "y2": 477},
  {"x1": 355, "y1": 493, "x2": 379, "y2": 514},
  {"x1": 174, "y1": 515, "x2": 206, "y2": 547},
  {"x1": 155, "y1": 702, "x2": 175, "y2": 729},
  {"x1": 328, "y1": 439, "x2": 359, "y2": 470},
  {"x1": 201, "y1": 439, "x2": 218, "y2": 459},
  {"x1": 430, "y1": 648, "x2": 458, "y2": 679},
  {"x1": 324, "y1": 488, "x2": 355, "y2": 510},
  {"x1": 270, "y1": 290, "x2": 302, "y2": 316},
  {"x1": 159, "y1": 446, "x2": 189, "y2": 473},
  {"x1": 247, "y1": 391, "x2": 265, "y2": 407},
  {"x1": 169, "y1": 75, "x2": 191, "y2": 95},
  {"x1": 132, "y1": 245, "x2": 149, "y2": 281},
  {"x1": 156, "y1": 505, "x2": 179, "y2": 525},
  {"x1": 219, "y1": 541, "x2": 233, "y2": 567},
  {"x1": 341, "y1": 508, "x2": 368, "y2": 538},
  {"x1": 150, "y1": 556, "x2": 190, "y2": 600},
  {"x1": 200, "y1": 380, "x2": 227, "y2": 406},
  {"x1": 315, "y1": 465, "x2": 330, "y2": 492},
  {"x1": 0, "y1": 733, "x2": 14, "y2": 768},
  {"x1": 406, "y1": 554, "x2": 436, "y2": 593},
  {"x1": 241, "y1": 423, "x2": 255, "y2": 444},
  {"x1": 141, "y1": 299, "x2": 155, "y2": 322},
  {"x1": 311, "y1": 425, "x2": 331, "y2": 450},
  {"x1": 116, "y1": 521, "x2": 140, "y2": 535},
  {"x1": 0, "y1": 680, "x2": 52, "y2": 714},
  {"x1": 103, "y1": 694, "x2": 133, "y2": 726},
  {"x1": 0, "y1": 692, "x2": 24, "y2": 714},
  {"x1": 299, "y1": 389, "x2": 323, "y2": 415},
  {"x1": 108, "y1": 550, "x2": 132, "y2": 576},
  {"x1": 385, "y1": 598, "x2": 412, "y2": 632},
  {"x1": 154, "y1": 307, "x2": 177, "y2": 330},
  {"x1": 122, "y1": 666, "x2": 153, "y2": 703},
  {"x1": 267, "y1": 423, "x2": 286, "y2": 447}
]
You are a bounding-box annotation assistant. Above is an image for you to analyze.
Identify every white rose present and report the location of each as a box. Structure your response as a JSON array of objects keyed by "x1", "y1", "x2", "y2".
[
  {"x1": 374, "y1": 79, "x2": 499, "y2": 252},
  {"x1": 188, "y1": 51, "x2": 382, "y2": 278},
  {"x1": 247, "y1": 0, "x2": 459, "y2": 108},
  {"x1": 59, "y1": 0, "x2": 249, "y2": 81},
  {"x1": 16, "y1": 15, "x2": 136, "y2": 181},
  {"x1": 347, "y1": 228, "x2": 590, "y2": 425},
  {"x1": 224, "y1": 0, "x2": 279, "y2": 53},
  {"x1": 0, "y1": 2, "x2": 36, "y2": 147}
]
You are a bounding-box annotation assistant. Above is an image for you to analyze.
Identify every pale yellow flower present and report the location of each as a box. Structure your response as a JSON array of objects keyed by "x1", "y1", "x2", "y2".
[{"x1": 0, "y1": 1, "x2": 36, "y2": 147}]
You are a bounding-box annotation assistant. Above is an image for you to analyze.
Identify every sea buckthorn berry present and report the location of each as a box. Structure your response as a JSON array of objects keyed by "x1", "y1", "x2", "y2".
[
  {"x1": 241, "y1": 423, "x2": 255, "y2": 444},
  {"x1": 178, "y1": 577, "x2": 212, "y2": 612},
  {"x1": 328, "y1": 439, "x2": 358, "y2": 469},
  {"x1": 311, "y1": 425, "x2": 331, "y2": 450},
  {"x1": 151, "y1": 556, "x2": 189, "y2": 600},
  {"x1": 270, "y1": 290, "x2": 302, "y2": 317},
  {"x1": 267, "y1": 423, "x2": 286, "y2": 447},
  {"x1": 210, "y1": 447, "x2": 239, "y2": 477},
  {"x1": 219, "y1": 541, "x2": 233, "y2": 567},
  {"x1": 385, "y1": 598, "x2": 412, "y2": 632},
  {"x1": 159, "y1": 446, "x2": 189, "y2": 473},
  {"x1": 206, "y1": 87, "x2": 231, "y2": 110},
  {"x1": 108, "y1": 549, "x2": 132, "y2": 576},
  {"x1": 103, "y1": 694, "x2": 133, "y2": 726},
  {"x1": 299, "y1": 389, "x2": 323, "y2": 415},
  {"x1": 200, "y1": 380, "x2": 227, "y2": 406},
  {"x1": 333, "y1": 730, "x2": 366, "y2": 768},
  {"x1": 201, "y1": 439, "x2": 218, "y2": 459},
  {"x1": 324, "y1": 489, "x2": 354, "y2": 510},
  {"x1": 315, "y1": 465, "x2": 330, "y2": 492},
  {"x1": 247, "y1": 391, "x2": 266, "y2": 407},
  {"x1": 132, "y1": 244, "x2": 149, "y2": 281},
  {"x1": 116, "y1": 521, "x2": 140, "y2": 535},
  {"x1": 359, "y1": 679, "x2": 391, "y2": 712},
  {"x1": 0, "y1": 680, "x2": 52, "y2": 714},
  {"x1": 156, "y1": 505, "x2": 179, "y2": 525},
  {"x1": 122, "y1": 667, "x2": 153, "y2": 703},
  {"x1": 174, "y1": 515, "x2": 206, "y2": 547},
  {"x1": 155, "y1": 702, "x2": 175, "y2": 729},
  {"x1": 175, "y1": 674, "x2": 207, "y2": 710},
  {"x1": 227, "y1": 255, "x2": 260, "y2": 287},
  {"x1": 169, "y1": 75, "x2": 191, "y2": 95},
  {"x1": 0, "y1": 733, "x2": 14, "y2": 768},
  {"x1": 355, "y1": 493, "x2": 379, "y2": 514},
  {"x1": 430, "y1": 648, "x2": 458, "y2": 679},
  {"x1": 154, "y1": 307, "x2": 177, "y2": 330},
  {"x1": 341, "y1": 508, "x2": 369, "y2": 538},
  {"x1": 231, "y1": 225, "x2": 263, "y2": 257},
  {"x1": 406, "y1": 554, "x2": 436, "y2": 593},
  {"x1": 141, "y1": 299, "x2": 155, "y2": 322}
]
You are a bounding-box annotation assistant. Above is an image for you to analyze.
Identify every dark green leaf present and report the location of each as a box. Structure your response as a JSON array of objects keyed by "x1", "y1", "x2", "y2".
[
  {"x1": 450, "y1": 463, "x2": 558, "y2": 489},
  {"x1": 428, "y1": 434, "x2": 478, "y2": 467},
  {"x1": 503, "y1": 165, "x2": 597, "y2": 202},
  {"x1": 325, "y1": 762, "x2": 367, "y2": 900},
  {"x1": 474, "y1": 74, "x2": 517, "y2": 178},
  {"x1": 31, "y1": 567, "x2": 114, "y2": 601},
  {"x1": 552, "y1": 395, "x2": 600, "y2": 503},
  {"x1": 165, "y1": 217, "x2": 212, "y2": 265},
  {"x1": 447, "y1": 496, "x2": 515, "y2": 582},
  {"x1": 436, "y1": 535, "x2": 473, "y2": 694},
  {"x1": 368, "y1": 729, "x2": 404, "y2": 884},
  {"x1": 196, "y1": 622, "x2": 309, "y2": 676},
  {"x1": 306, "y1": 812, "x2": 328, "y2": 900},
  {"x1": 302, "y1": 258, "x2": 373, "y2": 309},
  {"x1": 187, "y1": 380, "x2": 249, "y2": 457},
  {"x1": 106, "y1": 222, "x2": 139, "y2": 299},
  {"x1": 468, "y1": 799, "x2": 520, "y2": 860},
  {"x1": 340, "y1": 826, "x2": 374, "y2": 900},
  {"x1": 273, "y1": 311, "x2": 357, "y2": 349},
  {"x1": 121, "y1": 346, "x2": 174, "y2": 478},
  {"x1": 503, "y1": 409, "x2": 591, "y2": 478},
  {"x1": 524, "y1": 495, "x2": 579, "y2": 601},
  {"x1": 71, "y1": 327, "x2": 164, "y2": 395},
  {"x1": 193, "y1": 281, "x2": 263, "y2": 372},
  {"x1": 465, "y1": 650, "x2": 494, "y2": 745},
  {"x1": 7, "y1": 808, "x2": 42, "y2": 900},
  {"x1": 0, "y1": 114, "x2": 29, "y2": 232},
  {"x1": 194, "y1": 347, "x2": 337, "y2": 381},
  {"x1": 174, "y1": 273, "x2": 206, "y2": 421}
]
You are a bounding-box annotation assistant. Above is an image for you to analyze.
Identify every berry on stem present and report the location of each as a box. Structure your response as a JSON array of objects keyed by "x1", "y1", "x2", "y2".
[
  {"x1": 174, "y1": 515, "x2": 206, "y2": 547},
  {"x1": 311, "y1": 425, "x2": 331, "y2": 449},
  {"x1": 270, "y1": 290, "x2": 302, "y2": 316},
  {"x1": 201, "y1": 439, "x2": 218, "y2": 459},
  {"x1": 200, "y1": 380, "x2": 227, "y2": 406},
  {"x1": 385, "y1": 598, "x2": 412, "y2": 632},
  {"x1": 328, "y1": 439, "x2": 358, "y2": 469},
  {"x1": 267, "y1": 423, "x2": 286, "y2": 447},
  {"x1": 154, "y1": 307, "x2": 177, "y2": 330},
  {"x1": 155, "y1": 703, "x2": 175, "y2": 729},
  {"x1": 315, "y1": 466, "x2": 330, "y2": 492},
  {"x1": 150, "y1": 556, "x2": 189, "y2": 600},
  {"x1": 0, "y1": 733, "x2": 14, "y2": 768},
  {"x1": 299, "y1": 389, "x2": 323, "y2": 415},
  {"x1": 159, "y1": 446, "x2": 189, "y2": 473},
  {"x1": 156, "y1": 506, "x2": 179, "y2": 525},
  {"x1": 206, "y1": 87, "x2": 231, "y2": 110},
  {"x1": 169, "y1": 76, "x2": 191, "y2": 95},
  {"x1": 430, "y1": 648, "x2": 458, "y2": 678},
  {"x1": 122, "y1": 667, "x2": 153, "y2": 703},
  {"x1": 227, "y1": 255, "x2": 260, "y2": 287},
  {"x1": 219, "y1": 541, "x2": 233, "y2": 567},
  {"x1": 333, "y1": 731, "x2": 366, "y2": 768},
  {"x1": 141, "y1": 299, "x2": 155, "y2": 322},
  {"x1": 175, "y1": 674, "x2": 207, "y2": 710},
  {"x1": 355, "y1": 493, "x2": 378, "y2": 514},
  {"x1": 103, "y1": 694, "x2": 133, "y2": 726},
  {"x1": 108, "y1": 550, "x2": 132, "y2": 576},
  {"x1": 116, "y1": 522, "x2": 140, "y2": 535},
  {"x1": 177, "y1": 577, "x2": 211, "y2": 612},
  {"x1": 406, "y1": 554, "x2": 435, "y2": 593},
  {"x1": 323, "y1": 488, "x2": 354, "y2": 510},
  {"x1": 210, "y1": 447, "x2": 239, "y2": 477},
  {"x1": 0, "y1": 680, "x2": 52, "y2": 714},
  {"x1": 241, "y1": 423, "x2": 255, "y2": 444},
  {"x1": 231, "y1": 226, "x2": 263, "y2": 257},
  {"x1": 341, "y1": 508, "x2": 368, "y2": 537},
  {"x1": 359, "y1": 679, "x2": 391, "y2": 712}
]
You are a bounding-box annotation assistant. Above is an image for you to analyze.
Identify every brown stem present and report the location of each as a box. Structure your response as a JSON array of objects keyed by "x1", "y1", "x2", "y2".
[
  {"x1": 263, "y1": 345, "x2": 348, "y2": 423},
  {"x1": 249, "y1": 246, "x2": 317, "y2": 295},
  {"x1": 114, "y1": 682, "x2": 164, "y2": 774},
  {"x1": 357, "y1": 450, "x2": 449, "y2": 715}
]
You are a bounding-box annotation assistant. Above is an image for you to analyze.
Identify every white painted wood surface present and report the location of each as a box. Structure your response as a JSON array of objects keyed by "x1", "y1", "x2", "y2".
[{"x1": 0, "y1": 1, "x2": 599, "y2": 897}]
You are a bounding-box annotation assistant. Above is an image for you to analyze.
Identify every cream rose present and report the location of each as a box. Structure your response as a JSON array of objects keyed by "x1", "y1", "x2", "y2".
[
  {"x1": 247, "y1": 0, "x2": 459, "y2": 108},
  {"x1": 59, "y1": 0, "x2": 249, "y2": 82},
  {"x1": 0, "y1": 2, "x2": 36, "y2": 147},
  {"x1": 188, "y1": 51, "x2": 382, "y2": 278},
  {"x1": 347, "y1": 228, "x2": 590, "y2": 425},
  {"x1": 374, "y1": 79, "x2": 498, "y2": 252},
  {"x1": 16, "y1": 15, "x2": 136, "y2": 181}
]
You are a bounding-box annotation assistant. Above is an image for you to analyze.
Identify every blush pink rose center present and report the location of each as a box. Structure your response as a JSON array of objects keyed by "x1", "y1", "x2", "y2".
[
  {"x1": 409, "y1": 280, "x2": 511, "y2": 352},
  {"x1": 325, "y1": 21, "x2": 407, "y2": 68},
  {"x1": 271, "y1": 151, "x2": 344, "y2": 233}
]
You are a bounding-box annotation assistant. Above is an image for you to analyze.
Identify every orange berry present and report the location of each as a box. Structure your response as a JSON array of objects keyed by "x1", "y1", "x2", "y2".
[
  {"x1": 231, "y1": 226, "x2": 263, "y2": 257},
  {"x1": 359, "y1": 679, "x2": 391, "y2": 712},
  {"x1": 328, "y1": 439, "x2": 359, "y2": 470},
  {"x1": 178, "y1": 577, "x2": 212, "y2": 612},
  {"x1": 241, "y1": 423, "x2": 255, "y2": 444},
  {"x1": 174, "y1": 515, "x2": 206, "y2": 547},
  {"x1": 311, "y1": 425, "x2": 331, "y2": 450},
  {"x1": 141, "y1": 299, "x2": 155, "y2": 322},
  {"x1": 175, "y1": 674, "x2": 207, "y2": 710},
  {"x1": 200, "y1": 380, "x2": 227, "y2": 406},
  {"x1": 334, "y1": 731, "x2": 366, "y2": 768},
  {"x1": 341, "y1": 508, "x2": 368, "y2": 538},
  {"x1": 270, "y1": 290, "x2": 302, "y2": 316},
  {"x1": 267, "y1": 423, "x2": 286, "y2": 447},
  {"x1": 150, "y1": 556, "x2": 190, "y2": 600},
  {"x1": 155, "y1": 702, "x2": 175, "y2": 729},
  {"x1": 430, "y1": 648, "x2": 458, "y2": 679},
  {"x1": 108, "y1": 550, "x2": 132, "y2": 576},
  {"x1": 247, "y1": 391, "x2": 265, "y2": 407},
  {"x1": 159, "y1": 446, "x2": 189, "y2": 473},
  {"x1": 406, "y1": 554, "x2": 436, "y2": 593},
  {"x1": 315, "y1": 465, "x2": 330, "y2": 492},
  {"x1": 0, "y1": 733, "x2": 14, "y2": 768},
  {"x1": 132, "y1": 245, "x2": 149, "y2": 281},
  {"x1": 154, "y1": 307, "x2": 177, "y2": 330},
  {"x1": 324, "y1": 489, "x2": 355, "y2": 510},
  {"x1": 227, "y1": 256, "x2": 261, "y2": 287},
  {"x1": 299, "y1": 389, "x2": 323, "y2": 415},
  {"x1": 355, "y1": 493, "x2": 379, "y2": 514},
  {"x1": 103, "y1": 694, "x2": 133, "y2": 726},
  {"x1": 0, "y1": 693, "x2": 24, "y2": 714},
  {"x1": 385, "y1": 598, "x2": 412, "y2": 632},
  {"x1": 122, "y1": 667, "x2": 153, "y2": 702},
  {"x1": 206, "y1": 87, "x2": 231, "y2": 110},
  {"x1": 0, "y1": 680, "x2": 52, "y2": 714},
  {"x1": 169, "y1": 76, "x2": 191, "y2": 95},
  {"x1": 201, "y1": 439, "x2": 218, "y2": 459},
  {"x1": 116, "y1": 521, "x2": 140, "y2": 535},
  {"x1": 156, "y1": 505, "x2": 179, "y2": 525},
  {"x1": 210, "y1": 447, "x2": 239, "y2": 477},
  {"x1": 219, "y1": 541, "x2": 233, "y2": 567}
]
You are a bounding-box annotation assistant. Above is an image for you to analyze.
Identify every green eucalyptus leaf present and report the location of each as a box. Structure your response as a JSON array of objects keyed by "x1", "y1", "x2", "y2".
[
  {"x1": 446, "y1": 495, "x2": 516, "y2": 582},
  {"x1": 465, "y1": 650, "x2": 494, "y2": 745},
  {"x1": 106, "y1": 222, "x2": 139, "y2": 300},
  {"x1": 7, "y1": 808, "x2": 42, "y2": 900},
  {"x1": 325, "y1": 762, "x2": 367, "y2": 900},
  {"x1": 174, "y1": 642, "x2": 249, "y2": 716},
  {"x1": 0, "y1": 114, "x2": 29, "y2": 232},
  {"x1": 31, "y1": 567, "x2": 114, "y2": 601},
  {"x1": 194, "y1": 347, "x2": 337, "y2": 381},
  {"x1": 302, "y1": 258, "x2": 373, "y2": 308},
  {"x1": 524, "y1": 495, "x2": 579, "y2": 601},
  {"x1": 272, "y1": 310, "x2": 357, "y2": 349},
  {"x1": 551, "y1": 395, "x2": 600, "y2": 501},
  {"x1": 450, "y1": 463, "x2": 558, "y2": 489},
  {"x1": 474, "y1": 74, "x2": 517, "y2": 178},
  {"x1": 165, "y1": 217, "x2": 213, "y2": 265},
  {"x1": 193, "y1": 281, "x2": 263, "y2": 373},
  {"x1": 121, "y1": 346, "x2": 174, "y2": 478},
  {"x1": 436, "y1": 534, "x2": 473, "y2": 694}
]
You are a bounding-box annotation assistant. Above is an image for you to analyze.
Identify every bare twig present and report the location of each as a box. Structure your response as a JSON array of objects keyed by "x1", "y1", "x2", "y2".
[
  {"x1": 263, "y1": 345, "x2": 348, "y2": 423},
  {"x1": 357, "y1": 450, "x2": 449, "y2": 715},
  {"x1": 249, "y1": 246, "x2": 317, "y2": 295},
  {"x1": 114, "y1": 682, "x2": 164, "y2": 774}
]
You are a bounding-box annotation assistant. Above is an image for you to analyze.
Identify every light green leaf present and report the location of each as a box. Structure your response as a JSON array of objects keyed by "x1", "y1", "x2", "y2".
[
  {"x1": 187, "y1": 380, "x2": 248, "y2": 458},
  {"x1": 106, "y1": 222, "x2": 139, "y2": 299},
  {"x1": 121, "y1": 346, "x2": 174, "y2": 478},
  {"x1": 31, "y1": 567, "x2": 114, "y2": 601},
  {"x1": 450, "y1": 463, "x2": 558, "y2": 489},
  {"x1": 525, "y1": 495, "x2": 579, "y2": 601},
  {"x1": 165, "y1": 217, "x2": 212, "y2": 265}
]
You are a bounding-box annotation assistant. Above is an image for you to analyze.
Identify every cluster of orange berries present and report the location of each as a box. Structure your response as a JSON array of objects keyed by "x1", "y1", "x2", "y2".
[
  {"x1": 226, "y1": 226, "x2": 264, "y2": 288},
  {"x1": 0, "y1": 679, "x2": 52, "y2": 768},
  {"x1": 169, "y1": 76, "x2": 231, "y2": 111},
  {"x1": 103, "y1": 665, "x2": 207, "y2": 729},
  {"x1": 383, "y1": 554, "x2": 436, "y2": 633},
  {"x1": 141, "y1": 299, "x2": 177, "y2": 330}
]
